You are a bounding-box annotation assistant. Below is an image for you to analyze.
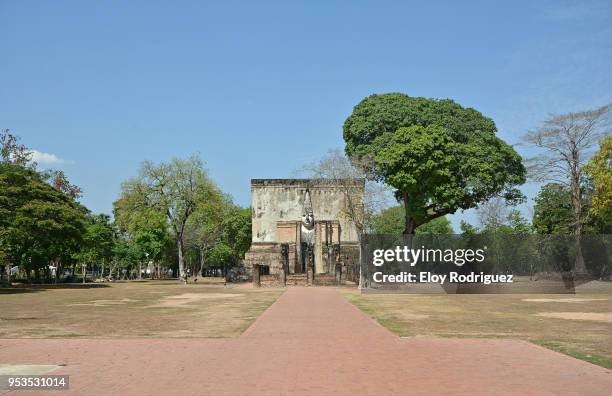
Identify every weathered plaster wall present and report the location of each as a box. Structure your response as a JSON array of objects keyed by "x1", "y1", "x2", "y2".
[{"x1": 251, "y1": 179, "x2": 363, "y2": 244}]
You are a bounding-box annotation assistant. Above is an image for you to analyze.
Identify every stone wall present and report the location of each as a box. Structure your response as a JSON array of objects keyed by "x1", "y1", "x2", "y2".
[
  {"x1": 251, "y1": 179, "x2": 363, "y2": 244},
  {"x1": 245, "y1": 179, "x2": 364, "y2": 277}
]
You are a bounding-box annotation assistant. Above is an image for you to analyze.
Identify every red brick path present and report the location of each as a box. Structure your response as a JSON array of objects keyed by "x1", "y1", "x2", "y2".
[{"x1": 1, "y1": 288, "x2": 611, "y2": 395}]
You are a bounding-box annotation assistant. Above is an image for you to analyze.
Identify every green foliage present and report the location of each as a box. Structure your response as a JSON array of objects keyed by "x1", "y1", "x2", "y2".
[
  {"x1": 416, "y1": 216, "x2": 454, "y2": 235},
  {"x1": 1, "y1": 131, "x2": 92, "y2": 281},
  {"x1": 221, "y1": 206, "x2": 252, "y2": 260},
  {"x1": 114, "y1": 155, "x2": 252, "y2": 277},
  {"x1": 370, "y1": 206, "x2": 405, "y2": 235},
  {"x1": 112, "y1": 238, "x2": 142, "y2": 272},
  {"x1": 459, "y1": 220, "x2": 477, "y2": 236},
  {"x1": 533, "y1": 181, "x2": 612, "y2": 235},
  {"x1": 505, "y1": 210, "x2": 532, "y2": 234},
  {"x1": 533, "y1": 184, "x2": 573, "y2": 234},
  {"x1": 190, "y1": 203, "x2": 252, "y2": 271},
  {"x1": 460, "y1": 208, "x2": 531, "y2": 236},
  {"x1": 585, "y1": 136, "x2": 612, "y2": 221},
  {"x1": 114, "y1": 191, "x2": 171, "y2": 265},
  {"x1": 76, "y1": 214, "x2": 115, "y2": 265},
  {"x1": 343, "y1": 93, "x2": 526, "y2": 233},
  {"x1": 0, "y1": 129, "x2": 32, "y2": 167},
  {"x1": 42, "y1": 170, "x2": 83, "y2": 200},
  {"x1": 184, "y1": 190, "x2": 230, "y2": 253},
  {"x1": 0, "y1": 163, "x2": 87, "y2": 277},
  {"x1": 114, "y1": 155, "x2": 217, "y2": 279},
  {"x1": 206, "y1": 243, "x2": 234, "y2": 266},
  {"x1": 481, "y1": 209, "x2": 532, "y2": 235},
  {"x1": 370, "y1": 205, "x2": 453, "y2": 235},
  {"x1": 2, "y1": 131, "x2": 253, "y2": 282}
]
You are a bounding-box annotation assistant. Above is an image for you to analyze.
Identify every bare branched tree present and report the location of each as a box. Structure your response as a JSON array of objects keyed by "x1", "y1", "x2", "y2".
[
  {"x1": 476, "y1": 196, "x2": 509, "y2": 231},
  {"x1": 297, "y1": 148, "x2": 392, "y2": 238},
  {"x1": 523, "y1": 103, "x2": 611, "y2": 272},
  {"x1": 296, "y1": 148, "x2": 394, "y2": 287}
]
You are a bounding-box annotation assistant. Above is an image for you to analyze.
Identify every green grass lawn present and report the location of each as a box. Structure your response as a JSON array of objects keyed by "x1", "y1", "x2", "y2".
[{"x1": 0, "y1": 280, "x2": 282, "y2": 338}]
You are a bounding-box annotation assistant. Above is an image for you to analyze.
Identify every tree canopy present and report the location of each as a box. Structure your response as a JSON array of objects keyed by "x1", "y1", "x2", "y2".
[
  {"x1": 585, "y1": 136, "x2": 612, "y2": 221},
  {"x1": 343, "y1": 93, "x2": 525, "y2": 234},
  {"x1": 114, "y1": 155, "x2": 225, "y2": 281},
  {"x1": 0, "y1": 163, "x2": 88, "y2": 280},
  {"x1": 370, "y1": 205, "x2": 453, "y2": 235},
  {"x1": 533, "y1": 184, "x2": 573, "y2": 235}
]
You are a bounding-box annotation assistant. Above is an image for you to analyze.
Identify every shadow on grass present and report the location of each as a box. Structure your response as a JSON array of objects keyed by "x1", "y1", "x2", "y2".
[{"x1": 0, "y1": 283, "x2": 110, "y2": 294}]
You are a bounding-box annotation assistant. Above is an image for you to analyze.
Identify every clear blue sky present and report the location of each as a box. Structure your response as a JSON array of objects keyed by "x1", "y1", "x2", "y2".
[{"x1": 2, "y1": 1, "x2": 611, "y2": 230}]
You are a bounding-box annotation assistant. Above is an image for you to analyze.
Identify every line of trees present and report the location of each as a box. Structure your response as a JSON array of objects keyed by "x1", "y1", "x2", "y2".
[
  {"x1": 0, "y1": 130, "x2": 251, "y2": 284},
  {"x1": 112, "y1": 155, "x2": 251, "y2": 283},
  {"x1": 365, "y1": 123, "x2": 610, "y2": 240},
  {"x1": 341, "y1": 94, "x2": 610, "y2": 243},
  {"x1": 2, "y1": 96, "x2": 609, "y2": 283},
  {"x1": 296, "y1": 95, "x2": 609, "y2": 282}
]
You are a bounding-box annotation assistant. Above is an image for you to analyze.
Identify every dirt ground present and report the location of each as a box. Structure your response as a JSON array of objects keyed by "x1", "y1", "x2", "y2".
[
  {"x1": 0, "y1": 280, "x2": 282, "y2": 338},
  {"x1": 342, "y1": 287, "x2": 612, "y2": 369},
  {"x1": 1, "y1": 288, "x2": 611, "y2": 395}
]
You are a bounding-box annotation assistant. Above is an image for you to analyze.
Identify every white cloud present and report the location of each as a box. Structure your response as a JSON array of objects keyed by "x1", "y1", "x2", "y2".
[{"x1": 30, "y1": 150, "x2": 72, "y2": 166}]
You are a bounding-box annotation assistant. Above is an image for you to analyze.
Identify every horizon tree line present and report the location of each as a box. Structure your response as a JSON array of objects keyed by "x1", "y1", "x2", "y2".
[
  {"x1": 1, "y1": 97, "x2": 610, "y2": 283},
  {"x1": 0, "y1": 129, "x2": 250, "y2": 284}
]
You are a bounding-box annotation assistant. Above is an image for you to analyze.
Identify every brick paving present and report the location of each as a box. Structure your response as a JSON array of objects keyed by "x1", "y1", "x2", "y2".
[{"x1": 1, "y1": 287, "x2": 611, "y2": 395}]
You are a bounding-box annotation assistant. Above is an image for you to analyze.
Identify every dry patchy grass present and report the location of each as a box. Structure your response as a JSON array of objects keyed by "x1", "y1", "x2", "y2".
[
  {"x1": 342, "y1": 285, "x2": 612, "y2": 369},
  {"x1": 0, "y1": 280, "x2": 282, "y2": 338}
]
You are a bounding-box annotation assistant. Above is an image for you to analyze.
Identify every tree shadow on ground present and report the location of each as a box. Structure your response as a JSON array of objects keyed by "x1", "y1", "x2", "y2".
[{"x1": 0, "y1": 283, "x2": 110, "y2": 294}]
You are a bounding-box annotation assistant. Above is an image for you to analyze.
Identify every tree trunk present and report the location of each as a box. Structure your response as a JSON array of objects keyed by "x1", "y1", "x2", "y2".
[
  {"x1": 570, "y1": 152, "x2": 586, "y2": 274},
  {"x1": 358, "y1": 235, "x2": 367, "y2": 290},
  {"x1": 199, "y1": 247, "x2": 205, "y2": 277},
  {"x1": 402, "y1": 193, "x2": 416, "y2": 235},
  {"x1": 177, "y1": 237, "x2": 186, "y2": 283},
  {"x1": 574, "y1": 234, "x2": 586, "y2": 273}
]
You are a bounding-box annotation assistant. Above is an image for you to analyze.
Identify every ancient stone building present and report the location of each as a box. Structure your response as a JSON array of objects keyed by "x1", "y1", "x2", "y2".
[{"x1": 244, "y1": 179, "x2": 363, "y2": 282}]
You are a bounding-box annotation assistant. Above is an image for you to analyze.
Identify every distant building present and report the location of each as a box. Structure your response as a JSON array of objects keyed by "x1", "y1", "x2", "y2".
[{"x1": 244, "y1": 179, "x2": 363, "y2": 281}]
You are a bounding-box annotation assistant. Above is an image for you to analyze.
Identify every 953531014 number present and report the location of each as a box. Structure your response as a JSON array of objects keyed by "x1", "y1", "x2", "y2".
[{"x1": 0, "y1": 375, "x2": 69, "y2": 390}]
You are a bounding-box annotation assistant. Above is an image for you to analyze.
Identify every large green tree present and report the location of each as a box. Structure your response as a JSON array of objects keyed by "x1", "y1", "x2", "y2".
[
  {"x1": 343, "y1": 93, "x2": 526, "y2": 234},
  {"x1": 115, "y1": 155, "x2": 217, "y2": 282},
  {"x1": 114, "y1": 192, "x2": 172, "y2": 278},
  {"x1": 76, "y1": 214, "x2": 116, "y2": 281},
  {"x1": 0, "y1": 163, "x2": 87, "y2": 281}
]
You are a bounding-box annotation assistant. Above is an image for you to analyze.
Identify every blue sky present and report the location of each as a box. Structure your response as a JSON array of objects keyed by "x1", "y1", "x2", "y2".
[{"x1": 1, "y1": 1, "x2": 611, "y2": 230}]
